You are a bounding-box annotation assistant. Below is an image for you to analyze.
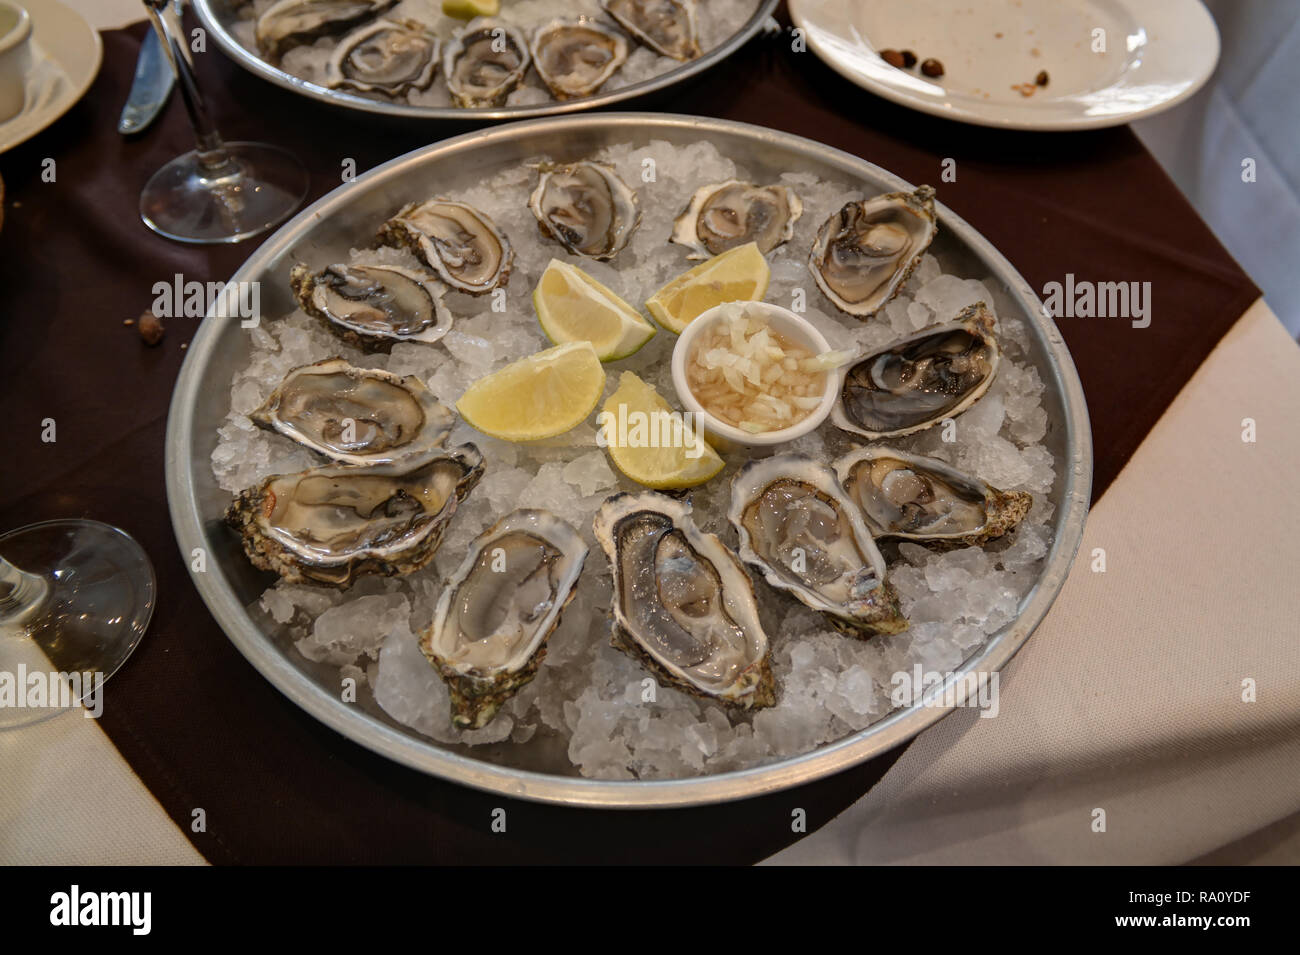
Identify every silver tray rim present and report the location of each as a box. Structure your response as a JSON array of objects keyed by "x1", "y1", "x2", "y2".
[
  {"x1": 190, "y1": 0, "x2": 781, "y2": 121},
  {"x1": 164, "y1": 112, "x2": 1093, "y2": 808}
]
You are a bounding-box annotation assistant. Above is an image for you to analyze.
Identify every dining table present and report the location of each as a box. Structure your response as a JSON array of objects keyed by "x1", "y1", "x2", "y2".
[{"x1": 1, "y1": 0, "x2": 1296, "y2": 866}]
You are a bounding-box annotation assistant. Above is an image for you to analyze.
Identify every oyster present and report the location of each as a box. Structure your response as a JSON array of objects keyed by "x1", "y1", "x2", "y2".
[
  {"x1": 593, "y1": 492, "x2": 775, "y2": 709},
  {"x1": 290, "y1": 262, "x2": 452, "y2": 350},
  {"x1": 810, "y1": 185, "x2": 937, "y2": 318},
  {"x1": 601, "y1": 0, "x2": 701, "y2": 61},
  {"x1": 833, "y1": 302, "x2": 1000, "y2": 440},
  {"x1": 671, "y1": 181, "x2": 803, "y2": 259},
  {"x1": 250, "y1": 358, "x2": 455, "y2": 467},
  {"x1": 325, "y1": 18, "x2": 440, "y2": 96},
  {"x1": 728, "y1": 455, "x2": 907, "y2": 637},
  {"x1": 528, "y1": 161, "x2": 641, "y2": 260},
  {"x1": 529, "y1": 18, "x2": 628, "y2": 100},
  {"x1": 835, "y1": 447, "x2": 1032, "y2": 548},
  {"x1": 377, "y1": 199, "x2": 513, "y2": 295},
  {"x1": 254, "y1": 0, "x2": 397, "y2": 62},
  {"x1": 442, "y1": 18, "x2": 531, "y2": 108},
  {"x1": 225, "y1": 445, "x2": 483, "y2": 587},
  {"x1": 420, "y1": 510, "x2": 588, "y2": 729}
]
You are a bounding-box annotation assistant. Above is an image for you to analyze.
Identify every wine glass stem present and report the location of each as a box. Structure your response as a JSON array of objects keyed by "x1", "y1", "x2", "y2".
[
  {"x1": 143, "y1": 0, "x2": 234, "y2": 175},
  {"x1": 0, "y1": 555, "x2": 49, "y2": 626}
]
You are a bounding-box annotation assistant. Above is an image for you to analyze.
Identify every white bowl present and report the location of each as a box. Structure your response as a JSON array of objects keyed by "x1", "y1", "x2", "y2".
[
  {"x1": 0, "y1": 1, "x2": 32, "y2": 124},
  {"x1": 671, "y1": 300, "x2": 839, "y2": 452}
]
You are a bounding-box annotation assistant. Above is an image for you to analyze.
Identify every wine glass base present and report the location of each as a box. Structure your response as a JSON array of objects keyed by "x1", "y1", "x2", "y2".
[
  {"x1": 0, "y1": 521, "x2": 155, "y2": 730},
  {"x1": 140, "y1": 141, "x2": 310, "y2": 245}
]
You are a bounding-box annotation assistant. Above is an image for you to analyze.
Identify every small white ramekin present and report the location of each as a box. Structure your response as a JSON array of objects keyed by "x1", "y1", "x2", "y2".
[
  {"x1": 671, "y1": 300, "x2": 839, "y2": 453},
  {"x1": 0, "y1": 1, "x2": 32, "y2": 124}
]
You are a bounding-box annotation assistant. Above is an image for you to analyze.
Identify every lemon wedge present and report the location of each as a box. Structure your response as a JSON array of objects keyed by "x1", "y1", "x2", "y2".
[
  {"x1": 645, "y1": 242, "x2": 770, "y2": 334},
  {"x1": 442, "y1": 0, "x2": 499, "y2": 19},
  {"x1": 599, "y1": 372, "x2": 724, "y2": 489},
  {"x1": 456, "y1": 341, "x2": 605, "y2": 442},
  {"x1": 532, "y1": 259, "x2": 657, "y2": 361}
]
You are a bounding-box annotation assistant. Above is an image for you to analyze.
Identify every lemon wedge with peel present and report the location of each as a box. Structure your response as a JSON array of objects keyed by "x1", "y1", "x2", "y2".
[
  {"x1": 600, "y1": 372, "x2": 724, "y2": 489},
  {"x1": 645, "y1": 242, "x2": 770, "y2": 334},
  {"x1": 457, "y1": 341, "x2": 605, "y2": 442},
  {"x1": 533, "y1": 259, "x2": 657, "y2": 361},
  {"x1": 442, "y1": 0, "x2": 498, "y2": 19}
]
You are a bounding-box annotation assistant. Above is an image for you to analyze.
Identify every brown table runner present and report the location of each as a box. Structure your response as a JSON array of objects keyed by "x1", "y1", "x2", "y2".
[{"x1": 0, "y1": 14, "x2": 1259, "y2": 864}]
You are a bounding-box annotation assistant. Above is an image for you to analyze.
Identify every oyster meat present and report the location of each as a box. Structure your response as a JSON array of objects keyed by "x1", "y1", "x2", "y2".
[
  {"x1": 442, "y1": 18, "x2": 531, "y2": 108},
  {"x1": 377, "y1": 199, "x2": 513, "y2": 295},
  {"x1": 728, "y1": 455, "x2": 907, "y2": 637},
  {"x1": 226, "y1": 445, "x2": 483, "y2": 587},
  {"x1": 593, "y1": 492, "x2": 775, "y2": 709},
  {"x1": 529, "y1": 18, "x2": 628, "y2": 100},
  {"x1": 420, "y1": 510, "x2": 588, "y2": 729},
  {"x1": 251, "y1": 358, "x2": 455, "y2": 467},
  {"x1": 601, "y1": 0, "x2": 701, "y2": 61},
  {"x1": 835, "y1": 447, "x2": 1032, "y2": 547},
  {"x1": 529, "y1": 160, "x2": 641, "y2": 260},
  {"x1": 671, "y1": 181, "x2": 802, "y2": 260},
  {"x1": 833, "y1": 302, "x2": 1000, "y2": 440},
  {"x1": 254, "y1": 0, "x2": 397, "y2": 62},
  {"x1": 290, "y1": 262, "x2": 452, "y2": 350},
  {"x1": 809, "y1": 185, "x2": 937, "y2": 317},
  {"x1": 325, "y1": 18, "x2": 440, "y2": 95}
]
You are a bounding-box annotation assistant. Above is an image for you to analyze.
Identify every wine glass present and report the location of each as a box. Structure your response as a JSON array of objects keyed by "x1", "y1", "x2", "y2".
[
  {"x1": 138, "y1": 0, "x2": 310, "y2": 244},
  {"x1": 0, "y1": 521, "x2": 155, "y2": 729}
]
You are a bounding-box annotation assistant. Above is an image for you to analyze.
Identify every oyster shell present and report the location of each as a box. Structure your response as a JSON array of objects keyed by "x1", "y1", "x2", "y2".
[
  {"x1": 601, "y1": 0, "x2": 701, "y2": 61},
  {"x1": 420, "y1": 509, "x2": 588, "y2": 729},
  {"x1": 529, "y1": 18, "x2": 628, "y2": 100},
  {"x1": 225, "y1": 445, "x2": 483, "y2": 587},
  {"x1": 377, "y1": 199, "x2": 513, "y2": 295},
  {"x1": 254, "y1": 0, "x2": 397, "y2": 62},
  {"x1": 251, "y1": 358, "x2": 455, "y2": 467},
  {"x1": 671, "y1": 180, "x2": 803, "y2": 259},
  {"x1": 728, "y1": 454, "x2": 907, "y2": 637},
  {"x1": 810, "y1": 185, "x2": 937, "y2": 318},
  {"x1": 593, "y1": 492, "x2": 775, "y2": 709},
  {"x1": 290, "y1": 262, "x2": 452, "y2": 350},
  {"x1": 442, "y1": 18, "x2": 531, "y2": 108},
  {"x1": 528, "y1": 160, "x2": 641, "y2": 260},
  {"x1": 324, "y1": 18, "x2": 440, "y2": 96},
  {"x1": 833, "y1": 303, "x2": 1000, "y2": 440},
  {"x1": 835, "y1": 447, "x2": 1032, "y2": 548}
]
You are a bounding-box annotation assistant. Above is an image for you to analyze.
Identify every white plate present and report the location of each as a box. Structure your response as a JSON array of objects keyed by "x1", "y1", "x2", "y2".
[
  {"x1": 788, "y1": 0, "x2": 1219, "y2": 131},
  {"x1": 0, "y1": 0, "x2": 100, "y2": 153}
]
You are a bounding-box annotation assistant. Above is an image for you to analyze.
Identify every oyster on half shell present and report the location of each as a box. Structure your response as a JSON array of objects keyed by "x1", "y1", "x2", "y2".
[
  {"x1": 442, "y1": 18, "x2": 531, "y2": 108},
  {"x1": 377, "y1": 199, "x2": 513, "y2": 295},
  {"x1": 290, "y1": 262, "x2": 452, "y2": 350},
  {"x1": 833, "y1": 302, "x2": 1000, "y2": 440},
  {"x1": 530, "y1": 18, "x2": 628, "y2": 100},
  {"x1": 529, "y1": 160, "x2": 641, "y2": 260},
  {"x1": 601, "y1": 0, "x2": 701, "y2": 61},
  {"x1": 810, "y1": 185, "x2": 937, "y2": 318},
  {"x1": 728, "y1": 454, "x2": 907, "y2": 637},
  {"x1": 593, "y1": 492, "x2": 775, "y2": 709},
  {"x1": 420, "y1": 510, "x2": 588, "y2": 729},
  {"x1": 671, "y1": 181, "x2": 803, "y2": 259},
  {"x1": 226, "y1": 445, "x2": 483, "y2": 587},
  {"x1": 325, "y1": 18, "x2": 440, "y2": 96},
  {"x1": 251, "y1": 358, "x2": 455, "y2": 467},
  {"x1": 835, "y1": 447, "x2": 1032, "y2": 548},
  {"x1": 254, "y1": 0, "x2": 397, "y2": 62}
]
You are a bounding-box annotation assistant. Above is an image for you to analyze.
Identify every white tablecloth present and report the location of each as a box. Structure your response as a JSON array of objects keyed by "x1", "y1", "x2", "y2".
[{"x1": 3, "y1": 1, "x2": 1298, "y2": 866}]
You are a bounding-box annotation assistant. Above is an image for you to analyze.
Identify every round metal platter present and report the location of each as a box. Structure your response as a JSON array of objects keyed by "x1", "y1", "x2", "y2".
[
  {"x1": 192, "y1": 0, "x2": 780, "y2": 121},
  {"x1": 165, "y1": 113, "x2": 1092, "y2": 808}
]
